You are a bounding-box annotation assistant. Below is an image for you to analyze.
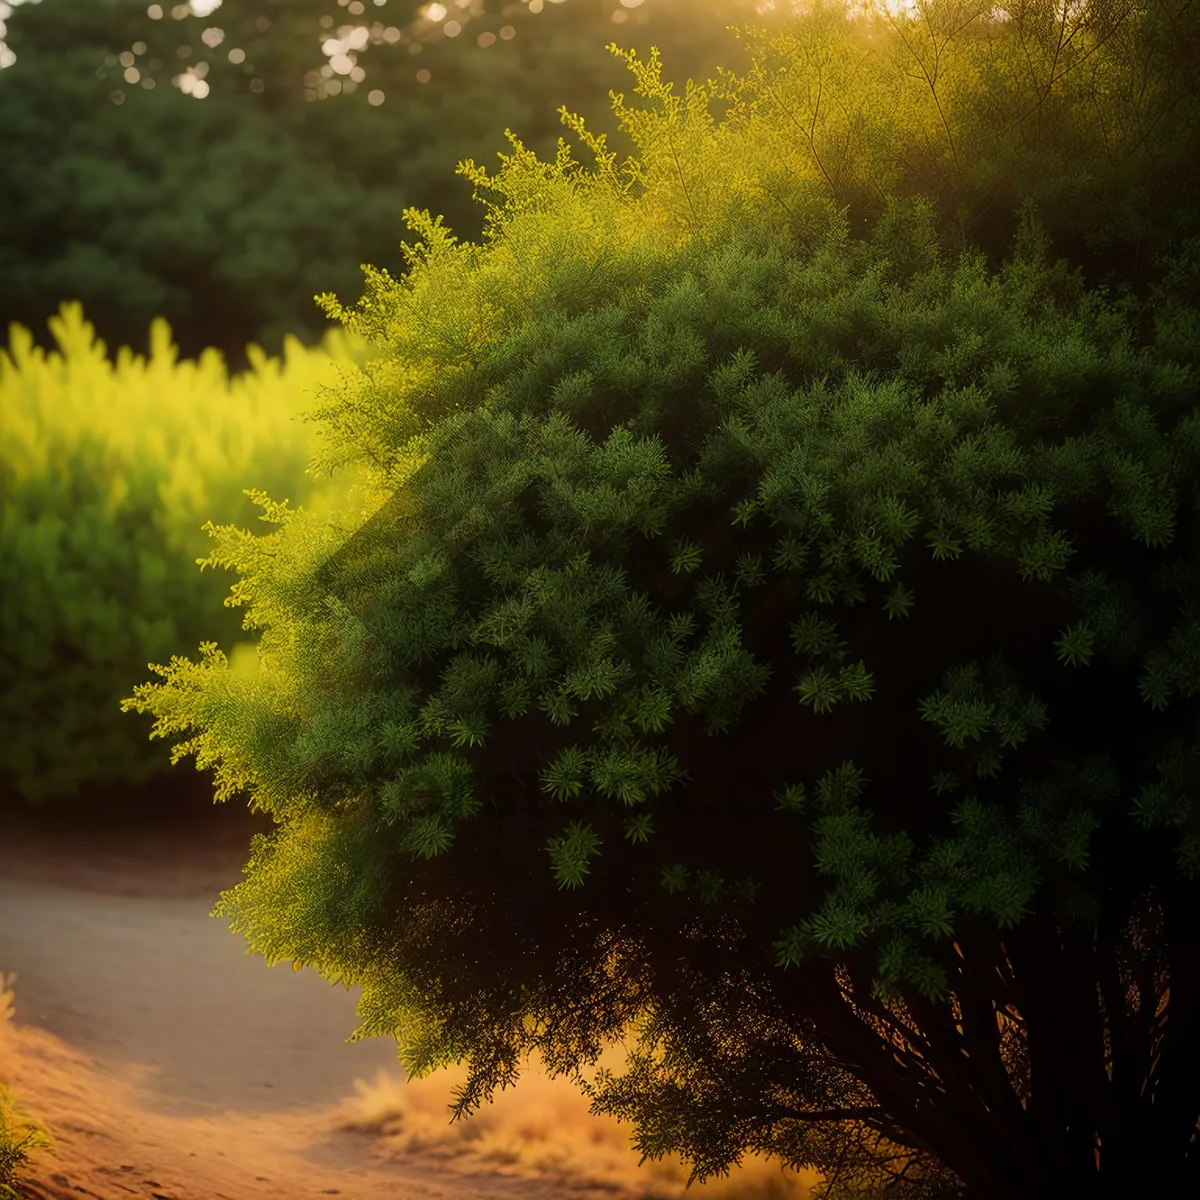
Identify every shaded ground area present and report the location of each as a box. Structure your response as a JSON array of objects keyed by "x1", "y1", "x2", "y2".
[{"x1": 0, "y1": 774, "x2": 817, "y2": 1200}]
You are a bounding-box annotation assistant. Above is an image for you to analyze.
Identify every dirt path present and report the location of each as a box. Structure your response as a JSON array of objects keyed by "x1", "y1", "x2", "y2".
[{"x1": 0, "y1": 781, "x2": 817, "y2": 1200}]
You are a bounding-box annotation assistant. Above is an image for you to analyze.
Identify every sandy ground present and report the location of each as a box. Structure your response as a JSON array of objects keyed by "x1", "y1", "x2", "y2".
[{"x1": 0, "y1": 780, "x2": 819, "y2": 1200}]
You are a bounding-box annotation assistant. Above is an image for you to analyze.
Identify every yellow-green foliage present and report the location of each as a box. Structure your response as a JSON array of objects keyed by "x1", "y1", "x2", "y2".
[
  {"x1": 0, "y1": 974, "x2": 51, "y2": 1200},
  {"x1": 0, "y1": 303, "x2": 370, "y2": 803},
  {"x1": 707, "y1": 0, "x2": 1194, "y2": 257},
  {"x1": 0, "y1": 1083, "x2": 51, "y2": 1200}
]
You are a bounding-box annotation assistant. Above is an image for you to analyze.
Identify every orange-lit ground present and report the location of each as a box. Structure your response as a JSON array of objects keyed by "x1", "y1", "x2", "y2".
[{"x1": 0, "y1": 789, "x2": 819, "y2": 1200}]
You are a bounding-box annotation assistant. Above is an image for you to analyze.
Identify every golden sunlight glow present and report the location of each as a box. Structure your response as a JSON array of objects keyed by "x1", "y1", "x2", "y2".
[{"x1": 0, "y1": 0, "x2": 1005, "y2": 77}]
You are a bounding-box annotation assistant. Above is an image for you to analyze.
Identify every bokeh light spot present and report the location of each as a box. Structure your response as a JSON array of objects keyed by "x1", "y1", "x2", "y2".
[
  {"x1": 175, "y1": 66, "x2": 210, "y2": 96},
  {"x1": 228, "y1": 46, "x2": 245, "y2": 63},
  {"x1": 367, "y1": 88, "x2": 384, "y2": 105},
  {"x1": 415, "y1": 67, "x2": 431, "y2": 82}
]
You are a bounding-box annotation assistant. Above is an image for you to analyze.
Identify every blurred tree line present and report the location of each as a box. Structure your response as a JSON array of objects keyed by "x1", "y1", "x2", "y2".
[{"x1": 0, "y1": 0, "x2": 788, "y2": 371}]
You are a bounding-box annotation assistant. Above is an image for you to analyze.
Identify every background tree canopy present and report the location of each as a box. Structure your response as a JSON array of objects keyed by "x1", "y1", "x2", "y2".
[
  {"x1": 0, "y1": 0, "x2": 790, "y2": 371},
  {"x1": 119, "y1": 0, "x2": 1200, "y2": 1196}
]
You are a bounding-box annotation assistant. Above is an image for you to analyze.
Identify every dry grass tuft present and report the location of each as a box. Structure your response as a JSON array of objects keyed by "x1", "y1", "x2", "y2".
[{"x1": 334, "y1": 1044, "x2": 818, "y2": 1199}]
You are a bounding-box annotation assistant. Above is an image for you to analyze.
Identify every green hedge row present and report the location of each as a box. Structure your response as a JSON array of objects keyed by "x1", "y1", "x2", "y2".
[{"x1": 0, "y1": 303, "x2": 370, "y2": 804}]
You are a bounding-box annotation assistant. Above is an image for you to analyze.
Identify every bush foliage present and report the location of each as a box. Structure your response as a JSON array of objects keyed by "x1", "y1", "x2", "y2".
[
  {"x1": 1, "y1": 303, "x2": 368, "y2": 803},
  {"x1": 123, "y1": 1, "x2": 1200, "y2": 1196}
]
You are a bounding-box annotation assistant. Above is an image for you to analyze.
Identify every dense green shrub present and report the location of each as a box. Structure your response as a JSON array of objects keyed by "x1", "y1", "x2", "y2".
[
  {"x1": 0, "y1": 303, "x2": 369, "y2": 804},
  {"x1": 123, "y1": 2, "x2": 1200, "y2": 1197}
]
